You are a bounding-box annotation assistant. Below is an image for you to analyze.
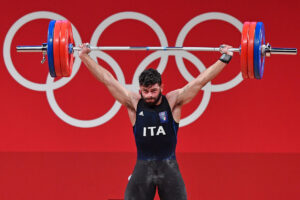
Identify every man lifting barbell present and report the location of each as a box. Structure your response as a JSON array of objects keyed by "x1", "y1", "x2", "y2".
[
  {"x1": 15, "y1": 19, "x2": 297, "y2": 200},
  {"x1": 78, "y1": 43, "x2": 233, "y2": 200}
]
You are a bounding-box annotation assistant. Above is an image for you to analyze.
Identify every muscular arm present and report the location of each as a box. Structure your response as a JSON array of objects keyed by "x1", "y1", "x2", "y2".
[
  {"x1": 176, "y1": 60, "x2": 226, "y2": 105},
  {"x1": 79, "y1": 46, "x2": 140, "y2": 110},
  {"x1": 167, "y1": 45, "x2": 233, "y2": 111}
]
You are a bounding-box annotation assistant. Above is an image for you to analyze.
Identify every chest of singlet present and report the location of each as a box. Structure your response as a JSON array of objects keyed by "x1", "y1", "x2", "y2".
[{"x1": 133, "y1": 95, "x2": 179, "y2": 160}]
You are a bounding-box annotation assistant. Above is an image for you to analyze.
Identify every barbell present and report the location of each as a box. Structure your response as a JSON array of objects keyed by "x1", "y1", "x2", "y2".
[{"x1": 16, "y1": 20, "x2": 297, "y2": 79}]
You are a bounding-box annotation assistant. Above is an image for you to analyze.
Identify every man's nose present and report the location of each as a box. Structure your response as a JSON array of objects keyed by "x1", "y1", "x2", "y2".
[{"x1": 147, "y1": 93, "x2": 154, "y2": 98}]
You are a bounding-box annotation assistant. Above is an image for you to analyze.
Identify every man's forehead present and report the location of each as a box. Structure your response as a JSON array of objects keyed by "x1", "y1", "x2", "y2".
[{"x1": 140, "y1": 84, "x2": 160, "y2": 90}]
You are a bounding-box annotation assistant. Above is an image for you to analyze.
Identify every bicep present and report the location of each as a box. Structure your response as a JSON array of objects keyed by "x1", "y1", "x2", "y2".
[
  {"x1": 176, "y1": 77, "x2": 204, "y2": 105},
  {"x1": 105, "y1": 78, "x2": 140, "y2": 109}
]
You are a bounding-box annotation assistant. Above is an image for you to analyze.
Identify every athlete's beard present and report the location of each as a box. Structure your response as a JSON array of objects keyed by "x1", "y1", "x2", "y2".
[{"x1": 141, "y1": 90, "x2": 162, "y2": 106}]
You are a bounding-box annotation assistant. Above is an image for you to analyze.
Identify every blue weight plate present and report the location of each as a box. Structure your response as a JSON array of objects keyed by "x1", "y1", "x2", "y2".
[
  {"x1": 254, "y1": 22, "x2": 265, "y2": 79},
  {"x1": 47, "y1": 20, "x2": 56, "y2": 77}
]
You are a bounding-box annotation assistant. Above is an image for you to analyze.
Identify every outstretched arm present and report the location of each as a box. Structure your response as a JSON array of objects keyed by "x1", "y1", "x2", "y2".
[
  {"x1": 78, "y1": 44, "x2": 139, "y2": 109},
  {"x1": 168, "y1": 45, "x2": 233, "y2": 107}
]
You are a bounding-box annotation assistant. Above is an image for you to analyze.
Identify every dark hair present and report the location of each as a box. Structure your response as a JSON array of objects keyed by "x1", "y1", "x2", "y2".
[{"x1": 139, "y1": 68, "x2": 162, "y2": 87}]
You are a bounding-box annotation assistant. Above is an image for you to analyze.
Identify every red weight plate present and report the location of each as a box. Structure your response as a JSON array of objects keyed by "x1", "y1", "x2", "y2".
[
  {"x1": 67, "y1": 21, "x2": 74, "y2": 76},
  {"x1": 53, "y1": 20, "x2": 63, "y2": 77},
  {"x1": 247, "y1": 22, "x2": 256, "y2": 79},
  {"x1": 240, "y1": 22, "x2": 250, "y2": 79},
  {"x1": 59, "y1": 21, "x2": 70, "y2": 77},
  {"x1": 60, "y1": 20, "x2": 74, "y2": 77}
]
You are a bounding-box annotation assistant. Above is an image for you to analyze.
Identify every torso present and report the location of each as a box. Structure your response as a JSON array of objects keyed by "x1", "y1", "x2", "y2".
[
  {"x1": 131, "y1": 95, "x2": 179, "y2": 160},
  {"x1": 127, "y1": 91, "x2": 181, "y2": 126}
]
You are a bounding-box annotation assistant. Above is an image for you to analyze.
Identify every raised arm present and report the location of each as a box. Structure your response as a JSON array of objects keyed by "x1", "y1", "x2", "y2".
[
  {"x1": 168, "y1": 45, "x2": 233, "y2": 108},
  {"x1": 78, "y1": 44, "x2": 140, "y2": 110}
]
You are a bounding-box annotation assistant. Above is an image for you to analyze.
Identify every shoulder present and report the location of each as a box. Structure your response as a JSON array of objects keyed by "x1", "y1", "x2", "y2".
[
  {"x1": 165, "y1": 89, "x2": 181, "y2": 111},
  {"x1": 127, "y1": 91, "x2": 141, "y2": 110}
]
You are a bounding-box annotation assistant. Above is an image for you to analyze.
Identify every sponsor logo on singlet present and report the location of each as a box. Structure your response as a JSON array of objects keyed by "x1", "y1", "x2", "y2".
[{"x1": 139, "y1": 111, "x2": 144, "y2": 116}]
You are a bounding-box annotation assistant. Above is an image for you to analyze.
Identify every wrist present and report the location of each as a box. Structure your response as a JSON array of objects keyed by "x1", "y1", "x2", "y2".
[
  {"x1": 79, "y1": 53, "x2": 90, "y2": 60},
  {"x1": 219, "y1": 54, "x2": 232, "y2": 64}
]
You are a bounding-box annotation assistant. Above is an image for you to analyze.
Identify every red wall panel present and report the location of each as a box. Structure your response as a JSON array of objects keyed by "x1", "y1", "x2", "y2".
[{"x1": 1, "y1": 0, "x2": 299, "y2": 153}]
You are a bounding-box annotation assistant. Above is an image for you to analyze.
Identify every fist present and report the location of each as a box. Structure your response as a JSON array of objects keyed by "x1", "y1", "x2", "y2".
[
  {"x1": 220, "y1": 44, "x2": 233, "y2": 56},
  {"x1": 78, "y1": 43, "x2": 91, "y2": 58}
]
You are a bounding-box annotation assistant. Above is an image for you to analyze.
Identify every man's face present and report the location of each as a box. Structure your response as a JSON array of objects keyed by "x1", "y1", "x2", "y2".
[{"x1": 140, "y1": 83, "x2": 162, "y2": 106}]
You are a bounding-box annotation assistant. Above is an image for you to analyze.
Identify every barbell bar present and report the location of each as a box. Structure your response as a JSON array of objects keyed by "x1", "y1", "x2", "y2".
[{"x1": 16, "y1": 44, "x2": 297, "y2": 54}]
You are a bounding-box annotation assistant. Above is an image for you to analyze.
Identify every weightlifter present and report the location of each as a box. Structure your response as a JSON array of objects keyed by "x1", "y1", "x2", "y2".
[{"x1": 78, "y1": 43, "x2": 233, "y2": 200}]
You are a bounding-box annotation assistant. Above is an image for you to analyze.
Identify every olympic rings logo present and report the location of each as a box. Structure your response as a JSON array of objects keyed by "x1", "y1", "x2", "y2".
[{"x1": 3, "y1": 11, "x2": 243, "y2": 128}]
